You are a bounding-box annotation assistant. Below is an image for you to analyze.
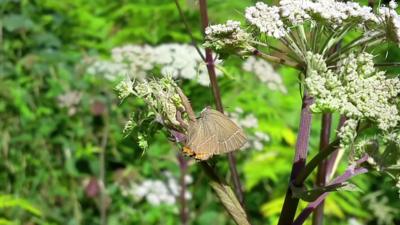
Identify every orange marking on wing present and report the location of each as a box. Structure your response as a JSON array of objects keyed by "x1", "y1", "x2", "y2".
[
  {"x1": 194, "y1": 152, "x2": 211, "y2": 160},
  {"x1": 183, "y1": 147, "x2": 211, "y2": 160},
  {"x1": 182, "y1": 146, "x2": 195, "y2": 156}
]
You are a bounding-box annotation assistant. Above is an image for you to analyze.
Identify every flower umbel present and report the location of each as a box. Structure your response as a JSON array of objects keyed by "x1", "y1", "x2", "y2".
[
  {"x1": 204, "y1": 20, "x2": 255, "y2": 58},
  {"x1": 116, "y1": 75, "x2": 186, "y2": 129},
  {"x1": 306, "y1": 52, "x2": 400, "y2": 131}
]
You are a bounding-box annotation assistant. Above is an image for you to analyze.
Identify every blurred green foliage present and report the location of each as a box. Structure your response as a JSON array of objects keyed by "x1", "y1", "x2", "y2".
[{"x1": 1, "y1": 0, "x2": 399, "y2": 224}]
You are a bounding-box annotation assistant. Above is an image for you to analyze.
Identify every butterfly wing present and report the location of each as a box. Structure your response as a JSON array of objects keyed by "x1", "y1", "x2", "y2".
[
  {"x1": 200, "y1": 108, "x2": 247, "y2": 155},
  {"x1": 185, "y1": 118, "x2": 218, "y2": 160}
]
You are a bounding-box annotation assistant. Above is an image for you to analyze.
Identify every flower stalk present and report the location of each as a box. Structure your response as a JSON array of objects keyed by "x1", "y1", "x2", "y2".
[{"x1": 198, "y1": 0, "x2": 244, "y2": 205}]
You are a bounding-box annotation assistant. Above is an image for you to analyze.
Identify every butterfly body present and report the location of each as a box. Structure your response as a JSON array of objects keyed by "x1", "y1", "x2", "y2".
[{"x1": 183, "y1": 108, "x2": 247, "y2": 160}]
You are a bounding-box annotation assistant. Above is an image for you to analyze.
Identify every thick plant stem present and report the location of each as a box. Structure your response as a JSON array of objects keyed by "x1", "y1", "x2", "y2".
[
  {"x1": 178, "y1": 153, "x2": 189, "y2": 225},
  {"x1": 277, "y1": 93, "x2": 313, "y2": 225},
  {"x1": 312, "y1": 113, "x2": 332, "y2": 225},
  {"x1": 198, "y1": 0, "x2": 244, "y2": 205}
]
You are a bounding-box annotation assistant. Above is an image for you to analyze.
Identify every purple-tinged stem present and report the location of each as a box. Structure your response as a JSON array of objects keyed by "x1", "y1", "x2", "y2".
[
  {"x1": 178, "y1": 153, "x2": 189, "y2": 225},
  {"x1": 277, "y1": 93, "x2": 314, "y2": 225},
  {"x1": 198, "y1": 0, "x2": 244, "y2": 205},
  {"x1": 312, "y1": 113, "x2": 332, "y2": 225},
  {"x1": 293, "y1": 155, "x2": 369, "y2": 225}
]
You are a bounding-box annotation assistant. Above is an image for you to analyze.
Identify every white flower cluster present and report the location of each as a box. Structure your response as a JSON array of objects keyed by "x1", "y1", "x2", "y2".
[
  {"x1": 378, "y1": 1, "x2": 400, "y2": 44},
  {"x1": 304, "y1": 0, "x2": 378, "y2": 26},
  {"x1": 57, "y1": 91, "x2": 82, "y2": 116},
  {"x1": 245, "y1": 2, "x2": 287, "y2": 38},
  {"x1": 87, "y1": 44, "x2": 222, "y2": 86},
  {"x1": 241, "y1": 0, "x2": 388, "y2": 39},
  {"x1": 348, "y1": 218, "x2": 363, "y2": 225},
  {"x1": 115, "y1": 77, "x2": 135, "y2": 100},
  {"x1": 338, "y1": 119, "x2": 359, "y2": 149},
  {"x1": 385, "y1": 132, "x2": 400, "y2": 147},
  {"x1": 306, "y1": 52, "x2": 400, "y2": 131},
  {"x1": 121, "y1": 172, "x2": 192, "y2": 206},
  {"x1": 228, "y1": 107, "x2": 270, "y2": 151},
  {"x1": 204, "y1": 20, "x2": 255, "y2": 57},
  {"x1": 279, "y1": 0, "x2": 311, "y2": 26},
  {"x1": 244, "y1": 1, "x2": 378, "y2": 38},
  {"x1": 116, "y1": 76, "x2": 184, "y2": 128},
  {"x1": 242, "y1": 56, "x2": 287, "y2": 93}
]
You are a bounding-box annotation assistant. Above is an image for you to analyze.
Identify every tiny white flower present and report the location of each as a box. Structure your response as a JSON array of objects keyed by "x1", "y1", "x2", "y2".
[
  {"x1": 115, "y1": 77, "x2": 135, "y2": 100},
  {"x1": 147, "y1": 193, "x2": 161, "y2": 206},
  {"x1": 241, "y1": 114, "x2": 259, "y2": 128},
  {"x1": 253, "y1": 140, "x2": 264, "y2": 151},
  {"x1": 184, "y1": 175, "x2": 193, "y2": 185},
  {"x1": 245, "y1": 2, "x2": 287, "y2": 38},
  {"x1": 243, "y1": 56, "x2": 287, "y2": 93}
]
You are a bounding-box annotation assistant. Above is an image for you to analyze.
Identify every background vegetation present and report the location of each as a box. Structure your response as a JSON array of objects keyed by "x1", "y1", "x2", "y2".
[{"x1": 1, "y1": 0, "x2": 399, "y2": 224}]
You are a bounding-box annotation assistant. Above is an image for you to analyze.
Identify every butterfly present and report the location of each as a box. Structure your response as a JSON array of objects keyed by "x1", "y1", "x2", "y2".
[{"x1": 183, "y1": 108, "x2": 247, "y2": 160}]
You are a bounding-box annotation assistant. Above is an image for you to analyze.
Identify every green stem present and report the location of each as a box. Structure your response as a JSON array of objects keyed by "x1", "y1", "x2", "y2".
[
  {"x1": 254, "y1": 50, "x2": 303, "y2": 70},
  {"x1": 375, "y1": 62, "x2": 400, "y2": 67},
  {"x1": 311, "y1": 23, "x2": 319, "y2": 52},
  {"x1": 321, "y1": 25, "x2": 351, "y2": 56},
  {"x1": 283, "y1": 34, "x2": 305, "y2": 60},
  {"x1": 326, "y1": 32, "x2": 384, "y2": 64}
]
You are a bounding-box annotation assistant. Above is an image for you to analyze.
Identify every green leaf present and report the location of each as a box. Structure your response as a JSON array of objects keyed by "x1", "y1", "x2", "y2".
[
  {"x1": 292, "y1": 182, "x2": 362, "y2": 202},
  {"x1": 0, "y1": 195, "x2": 42, "y2": 217},
  {"x1": 201, "y1": 163, "x2": 250, "y2": 225},
  {"x1": 260, "y1": 197, "x2": 284, "y2": 217},
  {"x1": 3, "y1": 14, "x2": 35, "y2": 31},
  {"x1": 0, "y1": 218, "x2": 16, "y2": 225},
  {"x1": 281, "y1": 127, "x2": 296, "y2": 146}
]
